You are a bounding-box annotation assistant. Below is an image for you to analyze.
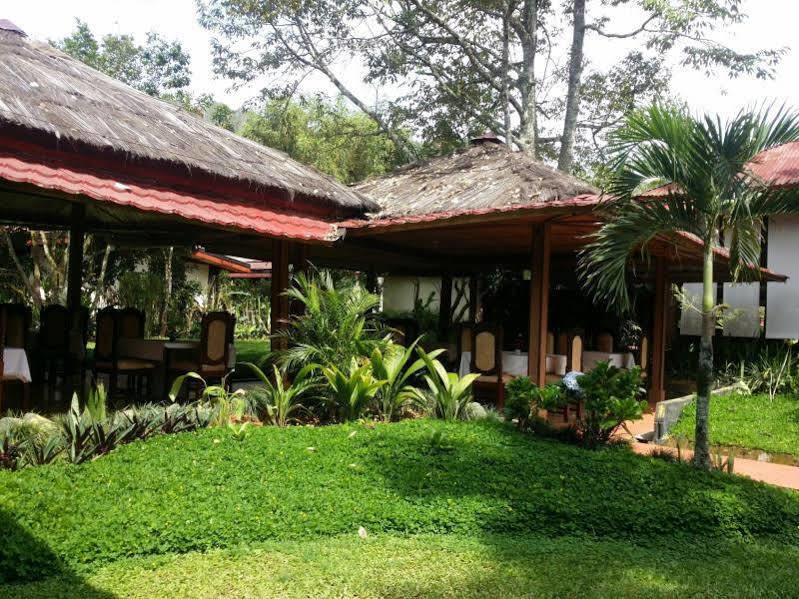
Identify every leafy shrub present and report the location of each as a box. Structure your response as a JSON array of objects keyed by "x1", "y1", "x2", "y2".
[
  {"x1": 505, "y1": 376, "x2": 537, "y2": 428},
  {"x1": 412, "y1": 348, "x2": 477, "y2": 420},
  {"x1": 570, "y1": 362, "x2": 645, "y2": 448},
  {"x1": 744, "y1": 340, "x2": 797, "y2": 400},
  {"x1": 2, "y1": 419, "x2": 799, "y2": 583}
]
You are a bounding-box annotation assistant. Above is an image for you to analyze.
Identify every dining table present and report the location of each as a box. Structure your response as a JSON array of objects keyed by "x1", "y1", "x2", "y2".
[{"x1": 458, "y1": 350, "x2": 567, "y2": 378}]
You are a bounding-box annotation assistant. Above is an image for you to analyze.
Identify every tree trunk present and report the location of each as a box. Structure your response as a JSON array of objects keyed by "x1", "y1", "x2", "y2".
[
  {"x1": 160, "y1": 247, "x2": 174, "y2": 338},
  {"x1": 694, "y1": 239, "x2": 714, "y2": 469},
  {"x1": 90, "y1": 242, "x2": 113, "y2": 313},
  {"x1": 502, "y1": 0, "x2": 513, "y2": 147},
  {"x1": 557, "y1": 0, "x2": 586, "y2": 172},
  {"x1": 517, "y1": 0, "x2": 538, "y2": 156}
]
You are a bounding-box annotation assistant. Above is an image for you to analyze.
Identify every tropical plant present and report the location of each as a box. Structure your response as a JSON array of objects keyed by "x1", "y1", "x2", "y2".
[
  {"x1": 276, "y1": 269, "x2": 390, "y2": 372},
  {"x1": 370, "y1": 338, "x2": 428, "y2": 422},
  {"x1": 320, "y1": 359, "x2": 386, "y2": 422},
  {"x1": 505, "y1": 376, "x2": 538, "y2": 429},
  {"x1": 169, "y1": 372, "x2": 248, "y2": 427},
  {"x1": 244, "y1": 363, "x2": 316, "y2": 426},
  {"x1": 412, "y1": 348, "x2": 477, "y2": 421},
  {"x1": 580, "y1": 103, "x2": 799, "y2": 467},
  {"x1": 85, "y1": 382, "x2": 108, "y2": 423},
  {"x1": 744, "y1": 339, "x2": 797, "y2": 400}
]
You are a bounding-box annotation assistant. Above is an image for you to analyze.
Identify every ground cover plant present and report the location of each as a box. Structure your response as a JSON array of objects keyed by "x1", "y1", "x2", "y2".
[
  {"x1": 2, "y1": 419, "x2": 799, "y2": 585},
  {"x1": 671, "y1": 392, "x2": 799, "y2": 459},
  {"x1": 8, "y1": 533, "x2": 799, "y2": 599}
]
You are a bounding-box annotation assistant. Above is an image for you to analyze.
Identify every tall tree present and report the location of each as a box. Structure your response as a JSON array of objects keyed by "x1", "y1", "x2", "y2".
[
  {"x1": 55, "y1": 20, "x2": 191, "y2": 97},
  {"x1": 579, "y1": 104, "x2": 799, "y2": 468}
]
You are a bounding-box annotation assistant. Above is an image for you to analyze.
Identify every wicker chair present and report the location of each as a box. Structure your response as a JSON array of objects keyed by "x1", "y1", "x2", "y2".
[
  {"x1": 93, "y1": 307, "x2": 156, "y2": 398},
  {"x1": 168, "y1": 312, "x2": 236, "y2": 393},
  {"x1": 456, "y1": 322, "x2": 474, "y2": 368},
  {"x1": 470, "y1": 323, "x2": 511, "y2": 409}
]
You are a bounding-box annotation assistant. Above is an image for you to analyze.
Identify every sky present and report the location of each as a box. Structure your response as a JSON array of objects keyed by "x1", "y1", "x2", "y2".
[{"x1": 3, "y1": 0, "x2": 798, "y2": 119}]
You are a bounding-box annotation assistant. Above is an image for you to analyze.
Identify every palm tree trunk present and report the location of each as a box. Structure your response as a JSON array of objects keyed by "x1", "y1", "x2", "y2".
[{"x1": 694, "y1": 239, "x2": 714, "y2": 469}]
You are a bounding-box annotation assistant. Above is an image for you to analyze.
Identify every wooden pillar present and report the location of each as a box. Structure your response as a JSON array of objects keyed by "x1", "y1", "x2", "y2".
[
  {"x1": 270, "y1": 239, "x2": 291, "y2": 351},
  {"x1": 66, "y1": 204, "x2": 86, "y2": 311},
  {"x1": 366, "y1": 267, "x2": 378, "y2": 295},
  {"x1": 649, "y1": 256, "x2": 667, "y2": 404},
  {"x1": 468, "y1": 275, "x2": 479, "y2": 323},
  {"x1": 438, "y1": 273, "x2": 452, "y2": 341},
  {"x1": 528, "y1": 223, "x2": 551, "y2": 387}
]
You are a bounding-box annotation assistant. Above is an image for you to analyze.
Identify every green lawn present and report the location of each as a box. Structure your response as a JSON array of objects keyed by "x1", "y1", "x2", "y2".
[
  {"x1": 2, "y1": 419, "x2": 799, "y2": 595},
  {"x1": 7, "y1": 534, "x2": 799, "y2": 599},
  {"x1": 671, "y1": 392, "x2": 799, "y2": 458}
]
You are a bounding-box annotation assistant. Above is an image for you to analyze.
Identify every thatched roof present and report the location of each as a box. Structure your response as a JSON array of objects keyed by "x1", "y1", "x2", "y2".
[
  {"x1": 355, "y1": 141, "x2": 597, "y2": 218},
  {"x1": 0, "y1": 25, "x2": 376, "y2": 213}
]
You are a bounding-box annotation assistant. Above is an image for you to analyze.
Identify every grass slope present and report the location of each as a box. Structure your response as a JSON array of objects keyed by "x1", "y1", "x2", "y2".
[
  {"x1": 7, "y1": 534, "x2": 799, "y2": 599},
  {"x1": 2, "y1": 419, "x2": 799, "y2": 584},
  {"x1": 671, "y1": 392, "x2": 799, "y2": 458}
]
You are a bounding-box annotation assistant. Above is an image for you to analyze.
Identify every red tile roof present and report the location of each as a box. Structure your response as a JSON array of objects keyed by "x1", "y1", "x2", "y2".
[
  {"x1": 0, "y1": 152, "x2": 343, "y2": 243},
  {"x1": 748, "y1": 142, "x2": 799, "y2": 186}
]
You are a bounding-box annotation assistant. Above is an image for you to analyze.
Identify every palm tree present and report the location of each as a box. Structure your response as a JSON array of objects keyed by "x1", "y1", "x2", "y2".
[{"x1": 580, "y1": 104, "x2": 799, "y2": 468}]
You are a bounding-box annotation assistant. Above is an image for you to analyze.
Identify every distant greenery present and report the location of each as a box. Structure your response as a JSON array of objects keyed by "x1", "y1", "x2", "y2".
[
  {"x1": 239, "y1": 96, "x2": 405, "y2": 184},
  {"x1": 3, "y1": 419, "x2": 799, "y2": 582},
  {"x1": 7, "y1": 533, "x2": 799, "y2": 599},
  {"x1": 671, "y1": 393, "x2": 799, "y2": 459}
]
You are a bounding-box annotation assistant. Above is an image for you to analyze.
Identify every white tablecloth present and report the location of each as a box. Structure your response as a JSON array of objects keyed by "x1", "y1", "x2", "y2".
[
  {"x1": 458, "y1": 351, "x2": 566, "y2": 378},
  {"x1": 117, "y1": 339, "x2": 237, "y2": 368},
  {"x1": 2, "y1": 348, "x2": 32, "y2": 383},
  {"x1": 581, "y1": 350, "x2": 635, "y2": 371}
]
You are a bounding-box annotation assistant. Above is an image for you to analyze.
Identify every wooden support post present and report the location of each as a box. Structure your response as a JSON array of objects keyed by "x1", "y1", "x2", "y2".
[
  {"x1": 468, "y1": 275, "x2": 479, "y2": 323},
  {"x1": 66, "y1": 204, "x2": 86, "y2": 311},
  {"x1": 439, "y1": 273, "x2": 452, "y2": 341},
  {"x1": 528, "y1": 223, "x2": 551, "y2": 387},
  {"x1": 366, "y1": 267, "x2": 378, "y2": 295},
  {"x1": 649, "y1": 257, "x2": 667, "y2": 404},
  {"x1": 270, "y1": 240, "x2": 291, "y2": 351}
]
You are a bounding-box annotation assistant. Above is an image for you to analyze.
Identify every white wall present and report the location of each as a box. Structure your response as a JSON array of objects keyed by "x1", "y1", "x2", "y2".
[
  {"x1": 766, "y1": 215, "x2": 799, "y2": 339},
  {"x1": 185, "y1": 262, "x2": 210, "y2": 307}
]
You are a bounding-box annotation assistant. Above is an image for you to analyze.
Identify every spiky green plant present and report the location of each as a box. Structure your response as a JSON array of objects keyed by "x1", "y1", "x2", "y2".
[
  {"x1": 369, "y1": 338, "x2": 431, "y2": 421},
  {"x1": 412, "y1": 347, "x2": 479, "y2": 421},
  {"x1": 321, "y1": 359, "x2": 386, "y2": 422},
  {"x1": 580, "y1": 103, "x2": 799, "y2": 468},
  {"x1": 244, "y1": 362, "x2": 317, "y2": 426}
]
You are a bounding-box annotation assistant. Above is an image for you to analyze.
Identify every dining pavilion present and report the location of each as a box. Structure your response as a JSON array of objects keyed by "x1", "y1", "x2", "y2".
[{"x1": 0, "y1": 19, "x2": 786, "y2": 410}]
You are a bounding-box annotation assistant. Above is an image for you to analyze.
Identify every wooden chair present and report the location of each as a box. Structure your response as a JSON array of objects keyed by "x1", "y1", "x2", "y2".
[
  {"x1": 470, "y1": 323, "x2": 510, "y2": 409},
  {"x1": 93, "y1": 308, "x2": 156, "y2": 398},
  {"x1": 596, "y1": 332, "x2": 614, "y2": 353},
  {"x1": 1, "y1": 303, "x2": 31, "y2": 409},
  {"x1": 456, "y1": 322, "x2": 474, "y2": 372},
  {"x1": 118, "y1": 307, "x2": 145, "y2": 340},
  {"x1": 1, "y1": 303, "x2": 31, "y2": 349},
  {"x1": 168, "y1": 312, "x2": 236, "y2": 394},
  {"x1": 38, "y1": 305, "x2": 89, "y2": 399},
  {"x1": 546, "y1": 331, "x2": 555, "y2": 355}
]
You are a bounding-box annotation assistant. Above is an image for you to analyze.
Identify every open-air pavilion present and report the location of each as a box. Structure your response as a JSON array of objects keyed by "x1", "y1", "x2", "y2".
[{"x1": 0, "y1": 20, "x2": 785, "y2": 411}]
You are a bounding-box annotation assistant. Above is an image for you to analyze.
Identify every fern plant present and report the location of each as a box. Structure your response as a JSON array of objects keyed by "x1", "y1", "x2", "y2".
[{"x1": 275, "y1": 269, "x2": 390, "y2": 372}]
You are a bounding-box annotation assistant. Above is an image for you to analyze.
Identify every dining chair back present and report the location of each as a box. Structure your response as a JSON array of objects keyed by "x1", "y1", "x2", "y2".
[
  {"x1": 118, "y1": 308, "x2": 145, "y2": 339},
  {"x1": 95, "y1": 307, "x2": 119, "y2": 363},
  {"x1": 639, "y1": 335, "x2": 649, "y2": 375},
  {"x1": 471, "y1": 323, "x2": 502, "y2": 377},
  {"x1": 199, "y1": 312, "x2": 235, "y2": 373},
  {"x1": 1, "y1": 303, "x2": 30, "y2": 348},
  {"x1": 596, "y1": 332, "x2": 614, "y2": 353},
  {"x1": 570, "y1": 335, "x2": 583, "y2": 373},
  {"x1": 40, "y1": 304, "x2": 71, "y2": 353},
  {"x1": 546, "y1": 331, "x2": 555, "y2": 355}
]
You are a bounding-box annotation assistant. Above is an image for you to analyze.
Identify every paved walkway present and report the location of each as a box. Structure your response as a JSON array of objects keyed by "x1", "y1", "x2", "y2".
[{"x1": 618, "y1": 405, "x2": 799, "y2": 491}]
